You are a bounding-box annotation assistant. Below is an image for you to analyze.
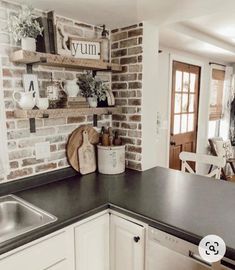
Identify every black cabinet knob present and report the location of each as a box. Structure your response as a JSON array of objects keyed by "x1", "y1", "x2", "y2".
[{"x1": 134, "y1": 236, "x2": 140, "y2": 243}]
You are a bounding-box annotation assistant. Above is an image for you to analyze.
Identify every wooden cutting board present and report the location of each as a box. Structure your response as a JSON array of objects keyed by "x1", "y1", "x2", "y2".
[
  {"x1": 67, "y1": 125, "x2": 99, "y2": 172},
  {"x1": 78, "y1": 130, "x2": 96, "y2": 175}
]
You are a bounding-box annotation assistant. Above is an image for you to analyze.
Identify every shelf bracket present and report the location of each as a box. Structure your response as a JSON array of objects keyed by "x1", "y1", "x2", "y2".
[
  {"x1": 93, "y1": 114, "x2": 98, "y2": 127},
  {"x1": 26, "y1": 64, "x2": 33, "y2": 74},
  {"x1": 29, "y1": 118, "x2": 36, "y2": 133}
]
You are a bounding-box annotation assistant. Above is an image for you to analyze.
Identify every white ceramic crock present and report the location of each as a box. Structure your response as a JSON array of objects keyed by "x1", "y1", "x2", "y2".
[{"x1": 97, "y1": 145, "x2": 125, "y2": 175}]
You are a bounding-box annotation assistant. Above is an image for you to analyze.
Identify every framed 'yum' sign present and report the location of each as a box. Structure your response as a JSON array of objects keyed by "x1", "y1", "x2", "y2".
[{"x1": 70, "y1": 38, "x2": 102, "y2": 60}]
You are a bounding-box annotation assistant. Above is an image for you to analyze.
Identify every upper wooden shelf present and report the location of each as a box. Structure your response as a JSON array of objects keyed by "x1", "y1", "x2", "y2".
[
  {"x1": 10, "y1": 50, "x2": 122, "y2": 72},
  {"x1": 14, "y1": 107, "x2": 122, "y2": 119}
]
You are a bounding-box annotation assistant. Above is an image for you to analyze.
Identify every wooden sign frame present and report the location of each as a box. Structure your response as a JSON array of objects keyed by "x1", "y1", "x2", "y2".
[{"x1": 69, "y1": 37, "x2": 103, "y2": 61}]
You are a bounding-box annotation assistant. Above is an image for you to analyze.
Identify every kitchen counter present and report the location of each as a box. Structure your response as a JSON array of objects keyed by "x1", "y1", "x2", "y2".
[{"x1": 0, "y1": 166, "x2": 235, "y2": 260}]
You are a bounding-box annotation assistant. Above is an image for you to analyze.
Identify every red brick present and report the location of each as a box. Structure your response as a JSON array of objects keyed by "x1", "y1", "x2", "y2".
[
  {"x1": 129, "y1": 115, "x2": 141, "y2": 122},
  {"x1": 129, "y1": 82, "x2": 142, "y2": 89},
  {"x1": 111, "y1": 49, "x2": 127, "y2": 58},
  {"x1": 120, "y1": 57, "x2": 137, "y2": 65},
  {"x1": 120, "y1": 38, "x2": 138, "y2": 48},
  {"x1": 127, "y1": 161, "x2": 142, "y2": 170},
  {"x1": 128, "y1": 99, "x2": 141, "y2": 106},
  {"x1": 128, "y1": 29, "x2": 143, "y2": 38},
  {"x1": 121, "y1": 123, "x2": 137, "y2": 129},
  {"x1": 121, "y1": 24, "x2": 138, "y2": 31},
  {"x1": 35, "y1": 163, "x2": 57, "y2": 173},
  {"x1": 7, "y1": 168, "x2": 33, "y2": 180},
  {"x1": 112, "y1": 32, "x2": 128, "y2": 42},
  {"x1": 112, "y1": 114, "x2": 127, "y2": 121},
  {"x1": 112, "y1": 82, "x2": 128, "y2": 90},
  {"x1": 67, "y1": 116, "x2": 86, "y2": 124}
]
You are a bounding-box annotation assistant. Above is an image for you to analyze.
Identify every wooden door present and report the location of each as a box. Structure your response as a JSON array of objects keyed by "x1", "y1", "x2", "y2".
[
  {"x1": 74, "y1": 213, "x2": 109, "y2": 270},
  {"x1": 110, "y1": 215, "x2": 145, "y2": 270},
  {"x1": 169, "y1": 61, "x2": 201, "y2": 170}
]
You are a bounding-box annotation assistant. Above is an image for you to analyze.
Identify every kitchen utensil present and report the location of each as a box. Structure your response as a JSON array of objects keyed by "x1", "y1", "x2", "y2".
[
  {"x1": 61, "y1": 79, "x2": 80, "y2": 97},
  {"x1": 78, "y1": 130, "x2": 96, "y2": 175},
  {"x1": 102, "y1": 133, "x2": 109, "y2": 146},
  {"x1": 113, "y1": 131, "x2": 122, "y2": 146},
  {"x1": 108, "y1": 127, "x2": 113, "y2": 146},
  {"x1": 67, "y1": 125, "x2": 99, "y2": 172},
  {"x1": 13, "y1": 91, "x2": 36, "y2": 110}
]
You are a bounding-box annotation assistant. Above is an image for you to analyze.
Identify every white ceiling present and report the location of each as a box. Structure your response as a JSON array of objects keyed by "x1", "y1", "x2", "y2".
[
  {"x1": 13, "y1": 0, "x2": 235, "y2": 62},
  {"x1": 159, "y1": 8, "x2": 235, "y2": 63},
  {"x1": 13, "y1": 0, "x2": 235, "y2": 29}
]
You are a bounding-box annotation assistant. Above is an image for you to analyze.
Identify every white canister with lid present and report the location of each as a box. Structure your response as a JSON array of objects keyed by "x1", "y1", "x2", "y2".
[{"x1": 97, "y1": 145, "x2": 125, "y2": 174}]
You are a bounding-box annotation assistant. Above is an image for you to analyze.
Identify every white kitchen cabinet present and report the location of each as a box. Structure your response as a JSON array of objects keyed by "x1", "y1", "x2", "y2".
[
  {"x1": 46, "y1": 260, "x2": 68, "y2": 270},
  {"x1": 110, "y1": 214, "x2": 146, "y2": 270},
  {"x1": 0, "y1": 229, "x2": 74, "y2": 270},
  {"x1": 74, "y1": 213, "x2": 109, "y2": 270}
]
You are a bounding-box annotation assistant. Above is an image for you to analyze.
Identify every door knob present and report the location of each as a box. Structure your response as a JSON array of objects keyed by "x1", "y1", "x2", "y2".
[
  {"x1": 134, "y1": 236, "x2": 140, "y2": 243},
  {"x1": 170, "y1": 141, "x2": 176, "y2": 146}
]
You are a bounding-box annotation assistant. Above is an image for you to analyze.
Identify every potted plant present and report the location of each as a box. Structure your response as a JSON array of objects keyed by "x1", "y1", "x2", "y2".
[
  {"x1": 8, "y1": 6, "x2": 43, "y2": 52},
  {"x1": 78, "y1": 72, "x2": 107, "y2": 108}
]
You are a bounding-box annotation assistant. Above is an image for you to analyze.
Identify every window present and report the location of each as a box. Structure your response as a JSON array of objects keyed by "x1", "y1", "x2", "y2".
[{"x1": 209, "y1": 68, "x2": 225, "y2": 121}]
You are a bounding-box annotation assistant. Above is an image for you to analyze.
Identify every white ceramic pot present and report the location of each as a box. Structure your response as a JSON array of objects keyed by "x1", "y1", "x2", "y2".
[
  {"x1": 13, "y1": 91, "x2": 36, "y2": 109},
  {"x1": 97, "y1": 145, "x2": 125, "y2": 175},
  {"x1": 21, "y1": 37, "x2": 36, "y2": 52},
  {"x1": 87, "y1": 97, "x2": 97, "y2": 108},
  {"x1": 60, "y1": 79, "x2": 80, "y2": 97}
]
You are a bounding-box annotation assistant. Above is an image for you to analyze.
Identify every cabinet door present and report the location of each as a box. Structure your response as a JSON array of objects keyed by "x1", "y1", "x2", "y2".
[
  {"x1": 110, "y1": 215, "x2": 145, "y2": 270},
  {"x1": 74, "y1": 213, "x2": 109, "y2": 270},
  {"x1": 47, "y1": 260, "x2": 68, "y2": 270}
]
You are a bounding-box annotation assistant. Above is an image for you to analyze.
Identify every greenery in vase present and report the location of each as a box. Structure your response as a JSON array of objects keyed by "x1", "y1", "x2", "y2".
[
  {"x1": 8, "y1": 6, "x2": 43, "y2": 41},
  {"x1": 77, "y1": 72, "x2": 108, "y2": 101}
]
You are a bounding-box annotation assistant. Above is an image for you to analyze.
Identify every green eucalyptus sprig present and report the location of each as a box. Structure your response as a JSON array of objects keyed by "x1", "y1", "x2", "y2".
[{"x1": 8, "y1": 6, "x2": 43, "y2": 41}]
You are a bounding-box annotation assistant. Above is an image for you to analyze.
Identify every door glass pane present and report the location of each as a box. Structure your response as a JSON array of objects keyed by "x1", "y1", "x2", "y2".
[
  {"x1": 183, "y1": 72, "x2": 189, "y2": 92},
  {"x1": 181, "y1": 114, "x2": 187, "y2": 133},
  {"x1": 176, "y1": 71, "x2": 182, "y2": 92},
  {"x1": 190, "y1": 73, "x2": 196, "y2": 92},
  {"x1": 189, "y1": 94, "x2": 194, "y2": 113},
  {"x1": 182, "y1": 94, "x2": 188, "y2": 112},
  {"x1": 188, "y1": 114, "x2": 194, "y2": 131},
  {"x1": 174, "y1": 115, "x2": 181, "y2": 134},
  {"x1": 174, "y1": 94, "x2": 181, "y2": 113}
]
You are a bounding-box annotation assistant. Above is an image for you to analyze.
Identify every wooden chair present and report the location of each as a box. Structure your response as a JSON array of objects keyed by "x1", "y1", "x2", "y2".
[
  {"x1": 179, "y1": 151, "x2": 226, "y2": 179},
  {"x1": 208, "y1": 138, "x2": 235, "y2": 179}
]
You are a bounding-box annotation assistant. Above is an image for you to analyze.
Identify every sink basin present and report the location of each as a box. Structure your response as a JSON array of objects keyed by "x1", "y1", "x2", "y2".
[{"x1": 0, "y1": 195, "x2": 57, "y2": 243}]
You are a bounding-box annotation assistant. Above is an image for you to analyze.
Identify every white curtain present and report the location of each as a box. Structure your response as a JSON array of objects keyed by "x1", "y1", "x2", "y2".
[
  {"x1": 219, "y1": 66, "x2": 233, "y2": 140},
  {"x1": 0, "y1": 58, "x2": 9, "y2": 177}
]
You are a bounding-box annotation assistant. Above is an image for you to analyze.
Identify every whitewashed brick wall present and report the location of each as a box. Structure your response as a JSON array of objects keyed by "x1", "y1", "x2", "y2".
[{"x1": 0, "y1": 0, "x2": 112, "y2": 182}]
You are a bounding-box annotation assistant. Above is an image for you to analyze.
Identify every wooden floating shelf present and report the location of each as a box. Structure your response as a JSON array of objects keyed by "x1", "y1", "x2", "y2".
[
  {"x1": 14, "y1": 107, "x2": 122, "y2": 119},
  {"x1": 10, "y1": 50, "x2": 122, "y2": 72}
]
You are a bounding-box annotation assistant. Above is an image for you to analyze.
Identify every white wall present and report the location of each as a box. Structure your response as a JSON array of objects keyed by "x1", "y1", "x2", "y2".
[
  {"x1": 141, "y1": 21, "x2": 159, "y2": 170},
  {"x1": 156, "y1": 46, "x2": 229, "y2": 168}
]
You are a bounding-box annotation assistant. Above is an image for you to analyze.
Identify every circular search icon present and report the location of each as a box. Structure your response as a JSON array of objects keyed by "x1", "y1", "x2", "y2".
[{"x1": 198, "y1": 235, "x2": 226, "y2": 263}]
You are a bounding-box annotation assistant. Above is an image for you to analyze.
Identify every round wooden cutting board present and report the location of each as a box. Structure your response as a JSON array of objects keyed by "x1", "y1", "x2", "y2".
[{"x1": 67, "y1": 125, "x2": 99, "y2": 172}]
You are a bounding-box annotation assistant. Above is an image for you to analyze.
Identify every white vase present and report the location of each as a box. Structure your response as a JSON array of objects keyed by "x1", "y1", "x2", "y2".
[
  {"x1": 21, "y1": 37, "x2": 36, "y2": 52},
  {"x1": 87, "y1": 97, "x2": 97, "y2": 108}
]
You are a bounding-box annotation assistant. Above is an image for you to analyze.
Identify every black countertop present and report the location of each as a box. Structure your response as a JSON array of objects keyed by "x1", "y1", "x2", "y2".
[{"x1": 0, "y1": 167, "x2": 235, "y2": 260}]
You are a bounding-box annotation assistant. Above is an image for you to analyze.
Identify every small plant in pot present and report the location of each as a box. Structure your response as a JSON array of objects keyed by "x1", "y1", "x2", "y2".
[
  {"x1": 8, "y1": 6, "x2": 43, "y2": 52},
  {"x1": 78, "y1": 72, "x2": 107, "y2": 108}
]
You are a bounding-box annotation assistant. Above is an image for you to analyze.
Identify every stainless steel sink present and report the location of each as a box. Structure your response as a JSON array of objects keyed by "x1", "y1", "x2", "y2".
[{"x1": 0, "y1": 195, "x2": 57, "y2": 243}]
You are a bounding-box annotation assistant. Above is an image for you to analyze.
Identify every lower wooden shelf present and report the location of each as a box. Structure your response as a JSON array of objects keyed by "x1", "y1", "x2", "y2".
[{"x1": 14, "y1": 107, "x2": 122, "y2": 119}]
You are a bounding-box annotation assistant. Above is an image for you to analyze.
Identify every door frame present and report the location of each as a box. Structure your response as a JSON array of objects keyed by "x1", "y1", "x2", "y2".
[{"x1": 166, "y1": 54, "x2": 206, "y2": 167}]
